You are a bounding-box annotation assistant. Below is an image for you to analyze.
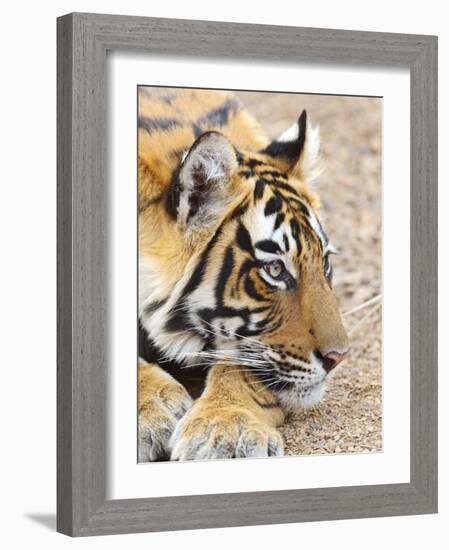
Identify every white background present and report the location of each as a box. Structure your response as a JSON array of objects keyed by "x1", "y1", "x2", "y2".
[{"x1": 0, "y1": 1, "x2": 445, "y2": 549}]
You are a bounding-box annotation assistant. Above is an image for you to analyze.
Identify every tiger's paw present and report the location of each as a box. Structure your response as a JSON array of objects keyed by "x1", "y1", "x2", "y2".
[
  {"x1": 169, "y1": 402, "x2": 284, "y2": 461},
  {"x1": 138, "y1": 380, "x2": 193, "y2": 462}
]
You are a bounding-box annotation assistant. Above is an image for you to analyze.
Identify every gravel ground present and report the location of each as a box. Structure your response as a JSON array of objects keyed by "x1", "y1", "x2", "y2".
[{"x1": 236, "y1": 91, "x2": 383, "y2": 456}]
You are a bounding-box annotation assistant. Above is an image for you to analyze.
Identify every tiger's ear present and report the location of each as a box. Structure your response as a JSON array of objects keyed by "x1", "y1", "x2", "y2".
[
  {"x1": 262, "y1": 110, "x2": 321, "y2": 184},
  {"x1": 172, "y1": 131, "x2": 239, "y2": 234}
]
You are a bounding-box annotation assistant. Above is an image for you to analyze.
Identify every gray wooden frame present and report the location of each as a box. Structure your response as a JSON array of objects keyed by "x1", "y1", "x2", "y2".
[{"x1": 57, "y1": 12, "x2": 438, "y2": 537}]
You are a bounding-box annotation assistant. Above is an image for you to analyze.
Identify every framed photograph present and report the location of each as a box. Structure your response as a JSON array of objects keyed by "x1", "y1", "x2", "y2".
[{"x1": 57, "y1": 13, "x2": 437, "y2": 536}]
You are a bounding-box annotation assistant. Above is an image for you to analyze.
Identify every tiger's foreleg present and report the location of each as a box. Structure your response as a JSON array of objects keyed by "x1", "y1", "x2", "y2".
[
  {"x1": 170, "y1": 365, "x2": 285, "y2": 460},
  {"x1": 138, "y1": 360, "x2": 193, "y2": 462}
]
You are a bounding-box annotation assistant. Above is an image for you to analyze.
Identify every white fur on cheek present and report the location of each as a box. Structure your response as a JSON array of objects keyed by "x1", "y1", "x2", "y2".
[{"x1": 139, "y1": 254, "x2": 209, "y2": 362}]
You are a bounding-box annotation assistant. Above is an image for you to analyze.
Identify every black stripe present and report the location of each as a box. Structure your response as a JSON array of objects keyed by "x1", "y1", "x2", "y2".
[
  {"x1": 236, "y1": 223, "x2": 254, "y2": 256},
  {"x1": 138, "y1": 116, "x2": 180, "y2": 133},
  {"x1": 254, "y1": 315, "x2": 274, "y2": 330},
  {"x1": 263, "y1": 140, "x2": 300, "y2": 162},
  {"x1": 257, "y1": 169, "x2": 287, "y2": 179},
  {"x1": 238, "y1": 170, "x2": 253, "y2": 179},
  {"x1": 144, "y1": 298, "x2": 168, "y2": 316},
  {"x1": 261, "y1": 317, "x2": 283, "y2": 335},
  {"x1": 181, "y1": 227, "x2": 223, "y2": 299},
  {"x1": 164, "y1": 166, "x2": 182, "y2": 219},
  {"x1": 264, "y1": 195, "x2": 283, "y2": 216},
  {"x1": 215, "y1": 246, "x2": 234, "y2": 303},
  {"x1": 165, "y1": 227, "x2": 223, "y2": 333},
  {"x1": 273, "y1": 212, "x2": 286, "y2": 231},
  {"x1": 289, "y1": 196, "x2": 311, "y2": 217},
  {"x1": 237, "y1": 258, "x2": 256, "y2": 284},
  {"x1": 235, "y1": 325, "x2": 265, "y2": 338},
  {"x1": 290, "y1": 219, "x2": 302, "y2": 252},
  {"x1": 196, "y1": 97, "x2": 240, "y2": 128},
  {"x1": 244, "y1": 275, "x2": 267, "y2": 302},
  {"x1": 261, "y1": 111, "x2": 307, "y2": 165},
  {"x1": 274, "y1": 181, "x2": 300, "y2": 196},
  {"x1": 255, "y1": 239, "x2": 282, "y2": 254},
  {"x1": 138, "y1": 321, "x2": 185, "y2": 367},
  {"x1": 164, "y1": 310, "x2": 192, "y2": 333},
  {"x1": 186, "y1": 188, "x2": 204, "y2": 223},
  {"x1": 245, "y1": 158, "x2": 265, "y2": 169},
  {"x1": 254, "y1": 179, "x2": 266, "y2": 200},
  {"x1": 229, "y1": 200, "x2": 249, "y2": 220},
  {"x1": 198, "y1": 304, "x2": 268, "y2": 327}
]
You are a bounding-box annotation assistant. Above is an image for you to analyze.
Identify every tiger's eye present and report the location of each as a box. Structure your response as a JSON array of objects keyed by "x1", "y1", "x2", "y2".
[{"x1": 265, "y1": 260, "x2": 285, "y2": 279}]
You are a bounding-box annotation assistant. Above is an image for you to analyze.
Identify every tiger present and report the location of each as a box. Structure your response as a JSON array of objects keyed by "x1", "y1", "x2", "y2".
[{"x1": 138, "y1": 87, "x2": 349, "y2": 461}]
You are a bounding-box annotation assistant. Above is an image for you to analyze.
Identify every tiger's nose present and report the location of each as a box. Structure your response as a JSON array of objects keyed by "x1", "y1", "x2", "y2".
[{"x1": 322, "y1": 350, "x2": 349, "y2": 372}]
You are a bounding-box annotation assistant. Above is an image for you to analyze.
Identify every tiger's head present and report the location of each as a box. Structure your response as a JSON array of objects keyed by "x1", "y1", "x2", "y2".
[{"x1": 141, "y1": 111, "x2": 349, "y2": 409}]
